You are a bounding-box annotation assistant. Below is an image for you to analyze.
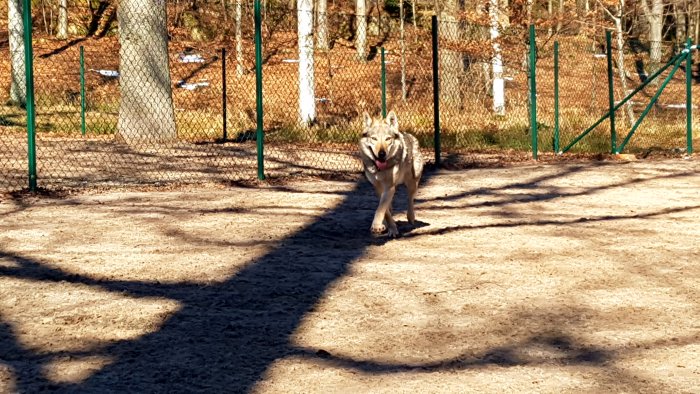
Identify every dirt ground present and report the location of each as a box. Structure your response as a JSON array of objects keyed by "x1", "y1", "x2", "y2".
[{"x1": 1, "y1": 158, "x2": 700, "y2": 393}]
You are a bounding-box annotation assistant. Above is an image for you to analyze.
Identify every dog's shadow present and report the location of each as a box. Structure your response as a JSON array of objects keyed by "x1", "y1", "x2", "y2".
[
  {"x1": 369, "y1": 220, "x2": 428, "y2": 239},
  {"x1": 397, "y1": 220, "x2": 429, "y2": 236}
]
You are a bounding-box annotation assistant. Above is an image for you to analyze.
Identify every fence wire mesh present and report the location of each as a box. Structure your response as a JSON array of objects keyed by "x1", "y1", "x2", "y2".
[
  {"x1": 535, "y1": 31, "x2": 697, "y2": 156},
  {"x1": 0, "y1": 2, "x2": 696, "y2": 193}
]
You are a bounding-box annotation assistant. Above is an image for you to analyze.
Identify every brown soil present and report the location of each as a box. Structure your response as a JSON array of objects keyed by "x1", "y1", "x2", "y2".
[{"x1": 2, "y1": 158, "x2": 700, "y2": 392}]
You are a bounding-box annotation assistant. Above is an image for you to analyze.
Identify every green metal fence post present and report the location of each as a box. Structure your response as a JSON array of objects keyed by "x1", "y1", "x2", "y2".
[
  {"x1": 431, "y1": 15, "x2": 441, "y2": 167},
  {"x1": 529, "y1": 24, "x2": 538, "y2": 160},
  {"x1": 606, "y1": 30, "x2": 617, "y2": 154},
  {"x1": 80, "y1": 46, "x2": 86, "y2": 136},
  {"x1": 686, "y1": 38, "x2": 693, "y2": 155},
  {"x1": 381, "y1": 47, "x2": 386, "y2": 118},
  {"x1": 23, "y1": 0, "x2": 37, "y2": 191},
  {"x1": 554, "y1": 40, "x2": 560, "y2": 153},
  {"x1": 254, "y1": 0, "x2": 265, "y2": 180},
  {"x1": 222, "y1": 47, "x2": 228, "y2": 141}
]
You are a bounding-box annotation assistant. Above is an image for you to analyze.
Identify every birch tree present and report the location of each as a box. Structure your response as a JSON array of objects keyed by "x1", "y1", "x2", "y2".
[
  {"x1": 8, "y1": 0, "x2": 26, "y2": 107},
  {"x1": 356, "y1": 0, "x2": 368, "y2": 61},
  {"x1": 600, "y1": 0, "x2": 636, "y2": 124},
  {"x1": 117, "y1": 0, "x2": 177, "y2": 143},
  {"x1": 57, "y1": 0, "x2": 68, "y2": 39},
  {"x1": 298, "y1": 0, "x2": 316, "y2": 127},
  {"x1": 490, "y1": 0, "x2": 505, "y2": 115}
]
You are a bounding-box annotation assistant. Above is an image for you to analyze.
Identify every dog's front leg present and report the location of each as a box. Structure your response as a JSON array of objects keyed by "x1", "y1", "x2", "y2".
[{"x1": 371, "y1": 185, "x2": 398, "y2": 237}]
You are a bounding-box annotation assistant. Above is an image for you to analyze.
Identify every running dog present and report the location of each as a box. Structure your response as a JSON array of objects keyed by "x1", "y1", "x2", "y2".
[{"x1": 359, "y1": 111, "x2": 424, "y2": 237}]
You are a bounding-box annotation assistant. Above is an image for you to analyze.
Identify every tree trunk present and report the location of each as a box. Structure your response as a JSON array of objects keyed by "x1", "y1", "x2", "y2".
[
  {"x1": 57, "y1": 0, "x2": 68, "y2": 39},
  {"x1": 117, "y1": 0, "x2": 177, "y2": 144},
  {"x1": 675, "y1": 0, "x2": 687, "y2": 45},
  {"x1": 411, "y1": 0, "x2": 417, "y2": 42},
  {"x1": 490, "y1": 0, "x2": 505, "y2": 115},
  {"x1": 298, "y1": 0, "x2": 316, "y2": 127},
  {"x1": 221, "y1": 0, "x2": 228, "y2": 23},
  {"x1": 477, "y1": 0, "x2": 491, "y2": 92},
  {"x1": 356, "y1": 0, "x2": 368, "y2": 61},
  {"x1": 316, "y1": 0, "x2": 328, "y2": 50},
  {"x1": 613, "y1": 1, "x2": 637, "y2": 125},
  {"x1": 439, "y1": 0, "x2": 461, "y2": 107},
  {"x1": 557, "y1": 0, "x2": 563, "y2": 33},
  {"x1": 642, "y1": 0, "x2": 664, "y2": 77},
  {"x1": 400, "y1": 0, "x2": 407, "y2": 101},
  {"x1": 696, "y1": 0, "x2": 700, "y2": 43},
  {"x1": 548, "y1": 0, "x2": 553, "y2": 37},
  {"x1": 235, "y1": 0, "x2": 244, "y2": 76},
  {"x1": 8, "y1": 0, "x2": 26, "y2": 107}
]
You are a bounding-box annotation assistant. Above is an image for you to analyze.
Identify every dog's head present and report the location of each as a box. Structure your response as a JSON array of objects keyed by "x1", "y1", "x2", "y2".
[{"x1": 360, "y1": 111, "x2": 402, "y2": 171}]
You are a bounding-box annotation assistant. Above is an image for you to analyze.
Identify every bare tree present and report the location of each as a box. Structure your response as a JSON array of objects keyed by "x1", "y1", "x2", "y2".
[
  {"x1": 57, "y1": 0, "x2": 68, "y2": 39},
  {"x1": 600, "y1": 0, "x2": 636, "y2": 125},
  {"x1": 557, "y1": 0, "x2": 564, "y2": 33},
  {"x1": 411, "y1": 0, "x2": 417, "y2": 42},
  {"x1": 8, "y1": 0, "x2": 26, "y2": 107},
  {"x1": 400, "y1": 0, "x2": 407, "y2": 101},
  {"x1": 548, "y1": 0, "x2": 553, "y2": 37},
  {"x1": 221, "y1": 0, "x2": 228, "y2": 23},
  {"x1": 235, "y1": 0, "x2": 244, "y2": 76},
  {"x1": 298, "y1": 0, "x2": 316, "y2": 127},
  {"x1": 117, "y1": 0, "x2": 177, "y2": 143},
  {"x1": 490, "y1": 0, "x2": 505, "y2": 115},
  {"x1": 317, "y1": 0, "x2": 328, "y2": 50},
  {"x1": 675, "y1": 0, "x2": 688, "y2": 46},
  {"x1": 641, "y1": 0, "x2": 664, "y2": 76},
  {"x1": 440, "y1": 0, "x2": 461, "y2": 106},
  {"x1": 356, "y1": 0, "x2": 368, "y2": 61}
]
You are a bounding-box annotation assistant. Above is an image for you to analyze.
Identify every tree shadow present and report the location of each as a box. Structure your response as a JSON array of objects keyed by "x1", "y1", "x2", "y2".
[
  {"x1": 0, "y1": 163, "x2": 696, "y2": 392},
  {"x1": 0, "y1": 174, "x2": 422, "y2": 392}
]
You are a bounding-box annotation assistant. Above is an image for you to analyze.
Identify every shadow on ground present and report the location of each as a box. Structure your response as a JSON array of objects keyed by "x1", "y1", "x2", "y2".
[{"x1": 1, "y1": 164, "x2": 697, "y2": 392}]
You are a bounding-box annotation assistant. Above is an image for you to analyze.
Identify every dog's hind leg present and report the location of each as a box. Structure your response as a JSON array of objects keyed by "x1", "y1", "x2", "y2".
[{"x1": 406, "y1": 177, "x2": 419, "y2": 225}]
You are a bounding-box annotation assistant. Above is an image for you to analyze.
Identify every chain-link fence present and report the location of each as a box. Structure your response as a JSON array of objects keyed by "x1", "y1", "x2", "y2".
[{"x1": 1, "y1": 2, "x2": 696, "y2": 193}]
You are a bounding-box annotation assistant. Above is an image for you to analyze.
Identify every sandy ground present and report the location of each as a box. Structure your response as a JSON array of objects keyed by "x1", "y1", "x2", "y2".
[{"x1": 1, "y1": 159, "x2": 700, "y2": 393}]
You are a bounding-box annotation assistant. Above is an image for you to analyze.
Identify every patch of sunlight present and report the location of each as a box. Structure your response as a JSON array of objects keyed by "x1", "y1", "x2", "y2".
[
  {"x1": 43, "y1": 355, "x2": 114, "y2": 384},
  {"x1": 0, "y1": 256, "x2": 20, "y2": 268},
  {"x1": 0, "y1": 277, "x2": 182, "y2": 353},
  {"x1": 0, "y1": 363, "x2": 17, "y2": 393}
]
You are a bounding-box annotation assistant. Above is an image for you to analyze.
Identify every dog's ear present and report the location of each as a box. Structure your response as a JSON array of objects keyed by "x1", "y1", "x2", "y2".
[
  {"x1": 385, "y1": 111, "x2": 399, "y2": 132},
  {"x1": 362, "y1": 112, "x2": 373, "y2": 129},
  {"x1": 386, "y1": 111, "x2": 401, "y2": 137}
]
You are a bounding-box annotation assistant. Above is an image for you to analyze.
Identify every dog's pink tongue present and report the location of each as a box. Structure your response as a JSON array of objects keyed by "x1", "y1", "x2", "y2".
[{"x1": 375, "y1": 160, "x2": 388, "y2": 171}]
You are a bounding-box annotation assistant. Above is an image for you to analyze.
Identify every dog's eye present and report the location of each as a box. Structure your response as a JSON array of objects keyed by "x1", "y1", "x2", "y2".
[{"x1": 385, "y1": 136, "x2": 393, "y2": 142}]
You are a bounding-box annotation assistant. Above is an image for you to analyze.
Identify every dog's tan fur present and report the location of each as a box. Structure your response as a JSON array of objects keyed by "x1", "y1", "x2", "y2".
[{"x1": 359, "y1": 111, "x2": 424, "y2": 237}]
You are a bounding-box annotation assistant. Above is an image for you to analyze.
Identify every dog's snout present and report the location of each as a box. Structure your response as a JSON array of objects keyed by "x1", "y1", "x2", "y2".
[{"x1": 378, "y1": 149, "x2": 387, "y2": 161}]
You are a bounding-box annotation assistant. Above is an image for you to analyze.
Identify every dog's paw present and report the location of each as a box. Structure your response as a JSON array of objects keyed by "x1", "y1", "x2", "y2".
[
  {"x1": 387, "y1": 226, "x2": 400, "y2": 238},
  {"x1": 371, "y1": 223, "x2": 387, "y2": 235},
  {"x1": 407, "y1": 211, "x2": 416, "y2": 225}
]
